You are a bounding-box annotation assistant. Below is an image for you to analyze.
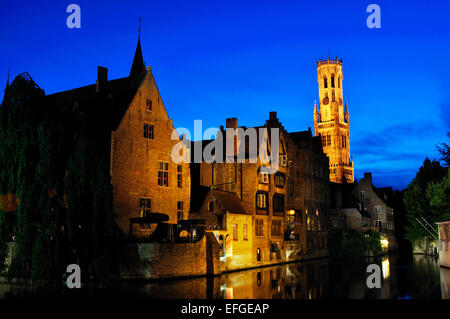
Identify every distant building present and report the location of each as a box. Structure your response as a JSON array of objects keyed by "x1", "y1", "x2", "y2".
[
  {"x1": 330, "y1": 172, "x2": 396, "y2": 251},
  {"x1": 314, "y1": 57, "x2": 354, "y2": 183},
  {"x1": 330, "y1": 182, "x2": 370, "y2": 232}
]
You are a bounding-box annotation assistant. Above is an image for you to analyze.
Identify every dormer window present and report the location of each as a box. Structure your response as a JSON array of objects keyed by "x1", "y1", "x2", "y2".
[
  {"x1": 280, "y1": 155, "x2": 287, "y2": 167},
  {"x1": 259, "y1": 171, "x2": 269, "y2": 184}
]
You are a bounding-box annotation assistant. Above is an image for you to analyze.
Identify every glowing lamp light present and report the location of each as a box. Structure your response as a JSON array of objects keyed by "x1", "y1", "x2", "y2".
[
  {"x1": 382, "y1": 258, "x2": 390, "y2": 279},
  {"x1": 380, "y1": 239, "x2": 389, "y2": 249},
  {"x1": 289, "y1": 209, "x2": 295, "y2": 216}
]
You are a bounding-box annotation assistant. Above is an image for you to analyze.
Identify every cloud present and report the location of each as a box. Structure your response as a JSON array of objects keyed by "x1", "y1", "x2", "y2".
[{"x1": 350, "y1": 120, "x2": 445, "y2": 189}]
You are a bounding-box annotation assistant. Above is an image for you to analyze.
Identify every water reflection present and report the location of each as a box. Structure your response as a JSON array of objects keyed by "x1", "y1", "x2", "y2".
[
  {"x1": 0, "y1": 254, "x2": 447, "y2": 299},
  {"x1": 441, "y1": 267, "x2": 450, "y2": 299}
]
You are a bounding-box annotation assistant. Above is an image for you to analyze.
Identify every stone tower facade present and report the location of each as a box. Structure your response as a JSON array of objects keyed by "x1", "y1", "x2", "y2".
[{"x1": 313, "y1": 57, "x2": 354, "y2": 183}]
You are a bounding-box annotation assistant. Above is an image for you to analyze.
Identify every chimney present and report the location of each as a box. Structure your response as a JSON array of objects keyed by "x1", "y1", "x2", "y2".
[
  {"x1": 226, "y1": 117, "x2": 238, "y2": 129},
  {"x1": 96, "y1": 66, "x2": 108, "y2": 92},
  {"x1": 269, "y1": 111, "x2": 277, "y2": 120},
  {"x1": 364, "y1": 172, "x2": 372, "y2": 184}
]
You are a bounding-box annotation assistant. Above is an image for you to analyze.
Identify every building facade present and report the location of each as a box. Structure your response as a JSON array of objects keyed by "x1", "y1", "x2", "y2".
[
  {"x1": 109, "y1": 38, "x2": 191, "y2": 237},
  {"x1": 48, "y1": 36, "x2": 191, "y2": 237},
  {"x1": 190, "y1": 112, "x2": 291, "y2": 269},
  {"x1": 286, "y1": 129, "x2": 330, "y2": 258},
  {"x1": 314, "y1": 57, "x2": 354, "y2": 183},
  {"x1": 352, "y1": 172, "x2": 396, "y2": 248}
]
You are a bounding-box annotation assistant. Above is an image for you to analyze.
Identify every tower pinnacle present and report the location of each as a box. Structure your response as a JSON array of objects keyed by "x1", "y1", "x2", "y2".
[{"x1": 129, "y1": 19, "x2": 145, "y2": 78}]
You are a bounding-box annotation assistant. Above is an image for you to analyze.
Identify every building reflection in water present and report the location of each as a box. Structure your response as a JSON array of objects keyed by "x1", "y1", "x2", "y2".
[
  {"x1": 441, "y1": 267, "x2": 450, "y2": 299},
  {"x1": 0, "y1": 254, "x2": 448, "y2": 299}
]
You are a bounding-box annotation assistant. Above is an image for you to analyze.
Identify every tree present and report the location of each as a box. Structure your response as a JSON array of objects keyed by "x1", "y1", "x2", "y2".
[
  {"x1": 437, "y1": 132, "x2": 450, "y2": 167},
  {"x1": 0, "y1": 73, "x2": 118, "y2": 283},
  {"x1": 403, "y1": 158, "x2": 447, "y2": 242},
  {"x1": 2, "y1": 73, "x2": 46, "y2": 279}
]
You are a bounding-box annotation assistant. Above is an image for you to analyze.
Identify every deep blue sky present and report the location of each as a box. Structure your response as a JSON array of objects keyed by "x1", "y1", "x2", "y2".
[{"x1": 1, "y1": 0, "x2": 449, "y2": 190}]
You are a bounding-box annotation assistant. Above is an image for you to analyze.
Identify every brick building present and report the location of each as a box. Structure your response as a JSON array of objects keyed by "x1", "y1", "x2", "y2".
[
  {"x1": 190, "y1": 112, "x2": 290, "y2": 268},
  {"x1": 48, "y1": 35, "x2": 190, "y2": 237},
  {"x1": 286, "y1": 129, "x2": 330, "y2": 258}
]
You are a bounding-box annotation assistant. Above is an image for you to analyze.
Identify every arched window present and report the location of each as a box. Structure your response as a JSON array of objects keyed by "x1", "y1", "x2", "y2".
[
  {"x1": 338, "y1": 76, "x2": 341, "y2": 88},
  {"x1": 323, "y1": 76, "x2": 328, "y2": 88},
  {"x1": 331, "y1": 74, "x2": 335, "y2": 88}
]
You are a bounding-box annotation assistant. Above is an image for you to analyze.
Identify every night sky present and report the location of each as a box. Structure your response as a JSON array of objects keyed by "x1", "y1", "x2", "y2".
[{"x1": 1, "y1": 0, "x2": 449, "y2": 191}]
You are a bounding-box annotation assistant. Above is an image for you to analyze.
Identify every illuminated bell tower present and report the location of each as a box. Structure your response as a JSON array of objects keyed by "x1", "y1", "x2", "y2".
[{"x1": 313, "y1": 57, "x2": 354, "y2": 183}]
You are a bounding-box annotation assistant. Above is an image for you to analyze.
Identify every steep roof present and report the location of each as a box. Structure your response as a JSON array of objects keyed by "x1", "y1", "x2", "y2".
[
  {"x1": 45, "y1": 36, "x2": 147, "y2": 130},
  {"x1": 213, "y1": 189, "x2": 248, "y2": 214},
  {"x1": 46, "y1": 73, "x2": 146, "y2": 130}
]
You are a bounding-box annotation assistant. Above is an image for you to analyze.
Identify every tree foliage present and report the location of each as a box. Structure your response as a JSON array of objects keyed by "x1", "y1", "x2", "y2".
[
  {"x1": 329, "y1": 230, "x2": 382, "y2": 258},
  {"x1": 403, "y1": 157, "x2": 448, "y2": 243},
  {"x1": 0, "y1": 73, "x2": 118, "y2": 283}
]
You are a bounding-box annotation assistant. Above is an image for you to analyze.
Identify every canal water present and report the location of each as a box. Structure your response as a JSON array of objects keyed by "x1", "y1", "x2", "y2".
[{"x1": 0, "y1": 254, "x2": 448, "y2": 299}]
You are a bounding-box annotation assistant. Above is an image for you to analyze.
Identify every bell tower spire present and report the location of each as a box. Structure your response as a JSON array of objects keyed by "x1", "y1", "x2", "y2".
[
  {"x1": 314, "y1": 57, "x2": 354, "y2": 183},
  {"x1": 129, "y1": 18, "x2": 145, "y2": 78}
]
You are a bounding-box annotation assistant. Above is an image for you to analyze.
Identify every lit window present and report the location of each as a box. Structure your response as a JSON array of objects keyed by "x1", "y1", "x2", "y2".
[
  {"x1": 243, "y1": 224, "x2": 248, "y2": 240},
  {"x1": 146, "y1": 99, "x2": 152, "y2": 111},
  {"x1": 256, "y1": 192, "x2": 268, "y2": 209},
  {"x1": 260, "y1": 171, "x2": 269, "y2": 184},
  {"x1": 158, "y1": 162, "x2": 169, "y2": 187},
  {"x1": 233, "y1": 224, "x2": 238, "y2": 241},
  {"x1": 280, "y1": 155, "x2": 287, "y2": 167},
  {"x1": 139, "y1": 198, "x2": 151, "y2": 229}
]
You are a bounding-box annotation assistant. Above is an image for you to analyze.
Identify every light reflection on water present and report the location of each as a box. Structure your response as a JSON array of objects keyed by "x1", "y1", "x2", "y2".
[{"x1": 0, "y1": 254, "x2": 447, "y2": 299}]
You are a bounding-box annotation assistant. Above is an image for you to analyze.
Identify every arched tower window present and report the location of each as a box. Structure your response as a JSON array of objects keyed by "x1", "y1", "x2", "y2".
[
  {"x1": 324, "y1": 76, "x2": 328, "y2": 88},
  {"x1": 331, "y1": 74, "x2": 335, "y2": 88},
  {"x1": 338, "y1": 76, "x2": 341, "y2": 88}
]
